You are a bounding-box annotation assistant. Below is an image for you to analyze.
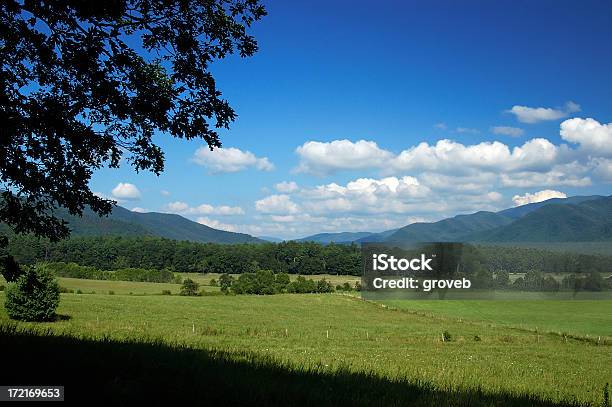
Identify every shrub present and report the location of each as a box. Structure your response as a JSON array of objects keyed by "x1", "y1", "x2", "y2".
[
  {"x1": 108, "y1": 290, "x2": 115, "y2": 295},
  {"x1": 180, "y1": 279, "x2": 199, "y2": 296},
  {"x1": 4, "y1": 266, "x2": 60, "y2": 322},
  {"x1": 209, "y1": 279, "x2": 217, "y2": 287},
  {"x1": 316, "y1": 278, "x2": 334, "y2": 293},
  {"x1": 0, "y1": 284, "x2": 4, "y2": 291},
  {"x1": 442, "y1": 331, "x2": 453, "y2": 342},
  {"x1": 161, "y1": 290, "x2": 172, "y2": 295},
  {"x1": 59, "y1": 286, "x2": 74, "y2": 294},
  {"x1": 76, "y1": 289, "x2": 83, "y2": 294},
  {"x1": 274, "y1": 272, "x2": 291, "y2": 292},
  {"x1": 219, "y1": 273, "x2": 233, "y2": 293}
]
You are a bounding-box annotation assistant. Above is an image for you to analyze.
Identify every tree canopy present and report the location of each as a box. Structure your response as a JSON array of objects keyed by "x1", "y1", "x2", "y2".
[{"x1": 0, "y1": 0, "x2": 266, "y2": 241}]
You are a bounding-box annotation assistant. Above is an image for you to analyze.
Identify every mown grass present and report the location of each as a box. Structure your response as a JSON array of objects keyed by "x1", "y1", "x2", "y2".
[{"x1": 0, "y1": 292, "x2": 610, "y2": 405}]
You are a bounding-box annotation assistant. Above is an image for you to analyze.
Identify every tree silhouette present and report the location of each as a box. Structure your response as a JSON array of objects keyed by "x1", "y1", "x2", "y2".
[{"x1": 0, "y1": 0, "x2": 266, "y2": 242}]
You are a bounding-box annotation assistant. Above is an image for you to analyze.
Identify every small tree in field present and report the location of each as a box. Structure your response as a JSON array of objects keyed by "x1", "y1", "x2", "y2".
[
  {"x1": 180, "y1": 279, "x2": 199, "y2": 296},
  {"x1": 219, "y1": 273, "x2": 234, "y2": 293},
  {"x1": 5, "y1": 266, "x2": 60, "y2": 321}
]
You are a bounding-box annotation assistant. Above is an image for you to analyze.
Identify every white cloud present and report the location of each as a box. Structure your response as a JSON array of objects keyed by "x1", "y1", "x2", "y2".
[
  {"x1": 160, "y1": 190, "x2": 170, "y2": 196},
  {"x1": 131, "y1": 207, "x2": 148, "y2": 213},
  {"x1": 165, "y1": 201, "x2": 244, "y2": 216},
  {"x1": 192, "y1": 146, "x2": 274, "y2": 173},
  {"x1": 560, "y1": 117, "x2": 612, "y2": 156},
  {"x1": 491, "y1": 126, "x2": 524, "y2": 137},
  {"x1": 507, "y1": 101, "x2": 580, "y2": 124},
  {"x1": 500, "y1": 160, "x2": 591, "y2": 188},
  {"x1": 111, "y1": 183, "x2": 141, "y2": 200},
  {"x1": 275, "y1": 181, "x2": 298, "y2": 193},
  {"x1": 196, "y1": 217, "x2": 238, "y2": 232},
  {"x1": 434, "y1": 122, "x2": 447, "y2": 130},
  {"x1": 512, "y1": 190, "x2": 567, "y2": 206},
  {"x1": 301, "y1": 176, "x2": 432, "y2": 215},
  {"x1": 418, "y1": 172, "x2": 497, "y2": 193},
  {"x1": 592, "y1": 158, "x2": 612, "y2": 182},
  {"x1": 293, "y1": 136, "x2": 575, "y2": 177},
  {"x1": 255, "y1": 194, "x2": 300, "y2": 214},
  {"x1": 390, "y1": 138, "x2": 559, "y2": 174},
  {"x1": 252, "y1": 179, "x2": 509, "y2": 239},
  {"x1": 295, "y1": 139, "x2": 393, "y2": 175}
]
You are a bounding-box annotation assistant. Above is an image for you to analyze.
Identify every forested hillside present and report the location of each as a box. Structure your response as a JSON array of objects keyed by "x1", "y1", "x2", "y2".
[
  {"x1": 1, "y1": 204, "x2": 263, "y2": 244},
  {"x1": 471, "y1": 196, "x2": 612, "y2": 242}
]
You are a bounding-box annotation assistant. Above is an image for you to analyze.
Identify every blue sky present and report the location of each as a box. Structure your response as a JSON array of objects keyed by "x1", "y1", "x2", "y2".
[{"x1": 91, "y1": 0, "x2": 612, "y2": 239}]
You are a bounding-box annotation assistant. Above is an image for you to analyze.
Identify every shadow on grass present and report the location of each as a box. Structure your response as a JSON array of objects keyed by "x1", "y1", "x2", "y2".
[{"x1": 0, "y1": 324, "x2": 583, "y2": 406}]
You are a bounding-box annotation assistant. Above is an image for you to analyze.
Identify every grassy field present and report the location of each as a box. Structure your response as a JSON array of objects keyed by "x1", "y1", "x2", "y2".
[
  {"x1": 381, "y1": 299, "x2": 612, "y2": 337},
  {"x1": 0, "y1": 286, "x2": 611, "y2": 405},
  {"x1": 0, "y1": 273, "x2": 359, "y2": 295}
]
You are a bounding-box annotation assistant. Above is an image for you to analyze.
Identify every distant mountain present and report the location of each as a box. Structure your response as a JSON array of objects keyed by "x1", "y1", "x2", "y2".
[
  {"x1": 297, "y1": 231, "x2": 374, "y2": 244},
  {"x1": 258, "y1": 236, "x2": 284, "y2": 243},
  {"x1": 356, "y1": 229, "x2": 398, "y2": 243},
  {"x1": 386, "y1": 211, "x2": 513, "y2": 242},
  {"x1": 470, "y1": 196, "x2": 612, "y2": 242},
  {"x1": 44, "y1": 205, "x2": 263, "y2": 244},
  {"x1": 497, "y1": 195, "x2": 604, "y2": 219}
]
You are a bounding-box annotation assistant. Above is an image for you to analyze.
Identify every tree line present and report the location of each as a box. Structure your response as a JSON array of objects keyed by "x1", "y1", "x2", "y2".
[
  {"x1": 6, "y1": 235, "x2": 362, "y2": 275},
  {"x1": 4, "y1": 235, "x2": 612, "y2": 284}
]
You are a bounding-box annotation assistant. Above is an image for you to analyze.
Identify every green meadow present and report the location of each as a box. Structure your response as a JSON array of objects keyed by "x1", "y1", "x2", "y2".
[
  {"x1": 1, "y1": 280, "x2": 611, "y2": 406},
  {"x1": 381, "y1": 299, "x2": 612, "y2": 337}
]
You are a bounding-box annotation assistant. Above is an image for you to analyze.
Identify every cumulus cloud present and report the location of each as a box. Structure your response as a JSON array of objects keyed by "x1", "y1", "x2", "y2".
[
  {"x1": 131, "y1": 207, "x2": 148, "y2": 213},
  {"x1": 275, "y1": 181, "x2": 298, "y2": 193},
  {"x1": 196, "y1": 217, "x2": 238, "y2": 232},
  {"x1": 389, "y1": 138, "x2": 559, "y2": 174},
  {"x1": 295, "y1": 139, "x2": 392, "y2": 175},
  {"x1": 500, "y1": 161, "x2": 592, "y2": 188},
  {"x1": 491, "y1": 126, "x2": 524, "y2": 137},
  {"x1": 111, "y1": 183, "x2": 141, "y2": 200},
  {"x1": 560, "y1": 117, "x2": 612, "y2": 156},
  {"x1": 295, "y1": 138, "x2": 566, "y2": 176},
  {"x1": 512, "y1": 190, "x2": 567, "y2": 206},
  {"x1": 255, "y1": 194, "x2": 300, "y2": 214},
  {"x1": 301, "y1": 176, "x2": 432, "y2": 215},
  {"x1": 165, "y1": 201, "x2": 244, "y2": 216},
  {"x1": 507, "y1": 101, "x2": 580, "y2": 124},
  {"x1": 592, "y1": 158, "x2": 612, "y2": 182},
  {"x1": 251, "y1": 175, "x2": 510, "y2": 239},
  {"x1": 418, "y1": 172, "x2": 498, "y2": 193},
  {"x1": 192, "y1": 146, "x2": 274, "y2": 173}
]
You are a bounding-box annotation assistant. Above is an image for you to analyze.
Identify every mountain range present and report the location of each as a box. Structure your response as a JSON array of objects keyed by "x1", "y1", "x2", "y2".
[
  {"x1": 46, "y1": 205, "x2": 263, "y2": 244},
  {"x1": 2, "y1": 195, "x2": 611, "y2": 244},
  {"x1": 297, "y1": 195, "x2": 612, "y2": 244}
]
